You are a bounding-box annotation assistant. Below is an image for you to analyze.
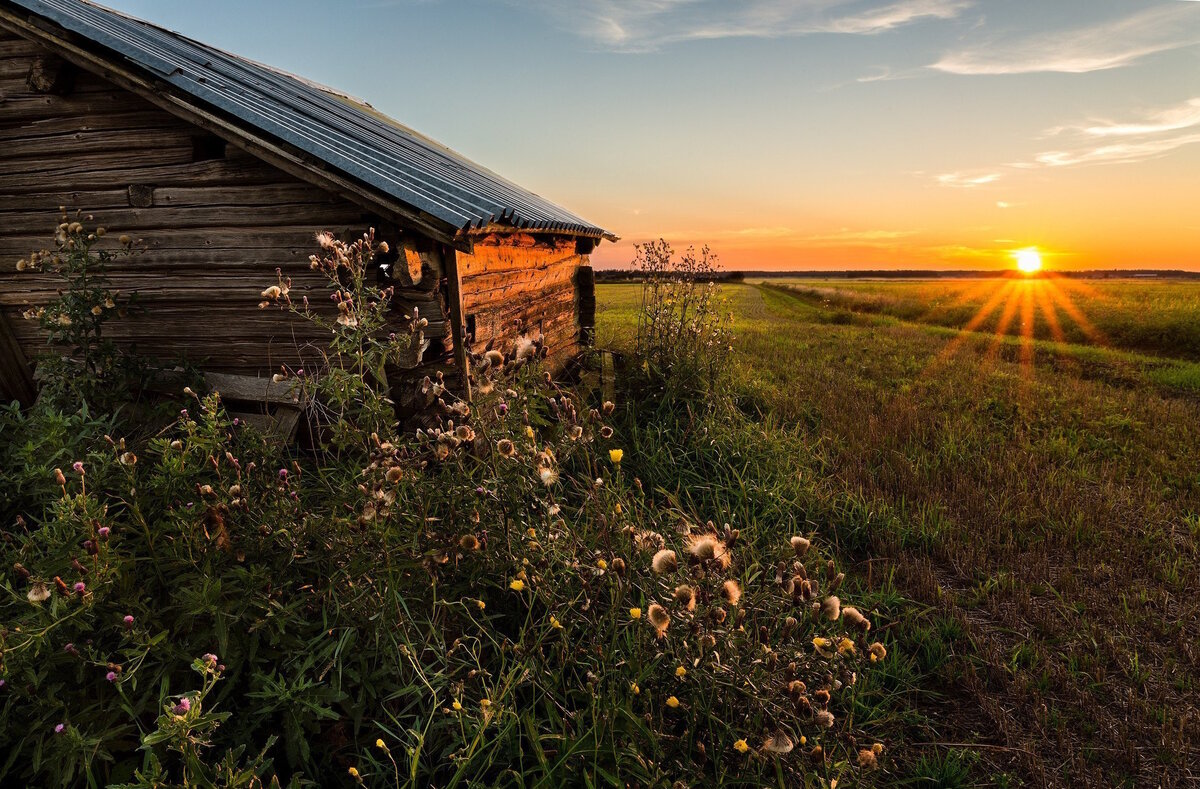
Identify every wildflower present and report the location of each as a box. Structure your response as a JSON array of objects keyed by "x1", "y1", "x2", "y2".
[
  {"x1": 72, "y1": 461, "x2": 85, "y2": 474},
  {"x1": 375, "y1": 738, "x2": 387, "y2": 750},
  {"x1": 484, "y1": 349, "x2": 505, "y2": 369},
  {"x1": 837, "y1": 637, "x2": 856, "y2": 657},
  {"x1": 173, "y1": 697, "x2": 191, "y2": 715},
  {"x1": 97, "y1": 526, "x2": 111, "y2": 539},
  {"x1": 27, "y1": 583, "x2": 50, "y2": 603},
  {"x1": 568, "y1": 425, "x2": 583, "y2": 440},
  {"x1": 202, "y1": 653, "x2": 219, "y2": 668},
  {"x1": 869, "y1": 642, "x2": 888, "y2": 662},
  {"x1": 821, "y1": 596, "x2": 841, "y2": 621},
  {"x1": 762, "y1": 731, "x2": 794, "y2": 754},
  {"x1": 538, "y1": 467, "x2": 558, "y2": 485},
  {"x1": 550, "y1": 615, "x2": 563, "y2": 630},
  {"x1": 711, "y1": 607, "x2": 727, "y2": 625},
  {"x1": 858, "y1": 748, "x2": 879, "y2": 769},
  {"x1": 454, "y1": 424, "x2": 476, "y2": 442},
  {"x1": 812, "y1": 637, "x2": 834, "y2": 658},
  {"x1": 459, "y1": 534, "x2": 480, "y2": 551},
  {"x1": 675, "y1": 665, "x2": 687, "y2": 678},
  {"x1": 54, "y1": 723, "x2": 66, "y2": 734},
  {"x1": 91, "y1": 305, "x2": 103, "y2": 316},
  {"x1": 842, "y1": 606, "x2": 871, "y2": 632},
  {"x1": 686, "y1": 532, "x2": 730, "y2": 568},
  {"x1": 814, "y1": 709, "x2": 835, "y2": 728},
  {"x1": 54, "y1": 468, "x2": 66, "y2": 485},
  {"x1": 316, "y1": 231, "x2": 335, "y2": 249},
  {"x1": 602, "y1": 400, "x2": 615, "y2": 415},
  {"x1": 119, "y1": 452, "x2": 137, "y2": 466},
  {"x1": 106, "y1": 671, "x2": 117, "y2": 682},
  {"x1": 673, "y1": 584, "x2": 696, "y2": 611},
  {"x1": 509, "y1": 579, "x2": 525, "y2": 592},
  {"x1": 73, "y1": 581, "x2": 86, "y2": 595},
  {"x1": 123, "y1": 615, "x2": 134, "y2": 629},
  {"x1": 633, "y1": 530, "x2": 664, "y2": 553},
  {"x1": 480, "y1": 698, "x2": 492, "y2": 708},
  {"x1": 666, "y1": 696, "x2": 680, "y2": 709},
  {"x1": 647, "y1": 603, "x2": 670, "y2": 637},
  {"x1": 734, "y1": 739, "x2": 750, "y2": 754},
  {"x1": 629, "y1": 607, "x2": 642, "y2": 620},
  {"x1": 790, "y1": 536, "x2": 812, "y2": 556},
  {"x1": 452, "y1": 700, "x2": 462, "y2": 711},
  {"x1": 609, "y1": 448, "x2": 624, "y2": 464},
  {"x1": 385, "y1": 466, "x2": 403, "y2": 483},
  {"x1": 651, "y1": 549, "x2": 677, "y2": 574},
  {"x1": 496, "y1": 438, "x2": 517, "y2": 457},
  {"x1": 595, "y1": 558, "x2": 608, "y2": 572},
  {"x1": 631, "y1": 682, "x2": 640, "y2": 694},
  {"x1": 600, "y1": 425, "x2": 614, "y2": 439},
  {"x1": 612, "y1": 557, "x2": 627, "y2": 576},
  {"x1": 475, "y1": 599, "x2": 486, "y2": 610},
  {"x1": 260, "y1": 285, "x2": 282, "y2": 299},
  {"x1": 721, "y1": 579, "x2": 742, "y2": 606},
  {"x1": 348, "y1": 767, "x2": 361, "y2": 779},
  {"x1": 525, "y1": 425, "x2": 535, "y2": 440}
]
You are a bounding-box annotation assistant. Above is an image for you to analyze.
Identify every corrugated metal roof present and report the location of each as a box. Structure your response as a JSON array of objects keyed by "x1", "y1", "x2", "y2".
[{"x1": 7, "y1": 0, "x2": 616, "y2": 242}]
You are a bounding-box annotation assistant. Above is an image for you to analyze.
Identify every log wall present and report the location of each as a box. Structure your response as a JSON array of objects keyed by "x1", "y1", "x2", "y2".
[
  {"x1": 458, "y1": 233, "x2": 590, "y2": 368},
  {"x1": 0, "y1": 29, "x2": 451, "y2": 394}
]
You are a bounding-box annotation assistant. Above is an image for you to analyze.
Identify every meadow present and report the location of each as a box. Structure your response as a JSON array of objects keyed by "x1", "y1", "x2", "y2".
[{"x1": 598, "y1": 278, "x2": 1200, "y2": 788}]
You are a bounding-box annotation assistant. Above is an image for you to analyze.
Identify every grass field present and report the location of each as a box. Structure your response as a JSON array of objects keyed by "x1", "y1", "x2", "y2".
[{"x1": 598, "y1": 279, "x2": 1200, "y2": 787}]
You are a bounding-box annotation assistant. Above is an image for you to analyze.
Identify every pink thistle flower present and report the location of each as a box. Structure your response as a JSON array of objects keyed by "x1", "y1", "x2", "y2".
[
  {"x1": 72, "y1": 461, "x2": 84, "y2": 474},
  {"x1": 73, "y1": 581, "x2": 86, "y2": 594},
  {"x1": 105, "y1": 671, "x2": 116, "y2": 682},
  {"x1": 123, "y1": 615, "x2": 134, "y2": 629},
  {"x1": 97, "y1": 526, "x2": 111, "y2": 539},
  {"x1": 54, "y1": 723, "x2": 65, "y2": 734}
]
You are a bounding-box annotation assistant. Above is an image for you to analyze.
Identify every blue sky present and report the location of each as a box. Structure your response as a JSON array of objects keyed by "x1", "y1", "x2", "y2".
[{"x1": 94, "y1": 0, "x2": 1200, "y2": 269}]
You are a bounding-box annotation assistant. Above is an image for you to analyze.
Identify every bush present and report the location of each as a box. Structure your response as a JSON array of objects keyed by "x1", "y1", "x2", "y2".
[{"x1": 0, "y1": 228, "x2": 888, "y2": 786}]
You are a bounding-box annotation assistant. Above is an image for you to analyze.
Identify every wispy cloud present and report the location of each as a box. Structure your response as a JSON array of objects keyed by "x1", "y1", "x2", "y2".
[
  {"x1": 1075, "y1": 98, "x2": 1200, "y2": 137},
  {"x1": 1032, "y1": 133, "x2": 1200, "y2": 167},
  {"x1": 530, "y1": 0, "x2": 972, "y2": 52},
  {"x1": 935, "y1": 171, "x2": 1002, "y2": 188},
  {"x1": 931, "y1": 4, "x2": 1200, "y2": 75}
]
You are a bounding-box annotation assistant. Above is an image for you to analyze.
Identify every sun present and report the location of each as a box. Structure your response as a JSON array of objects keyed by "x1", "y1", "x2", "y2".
[{"x1": 1015, "y1": 248, "x2": 1043, "y2": 274}]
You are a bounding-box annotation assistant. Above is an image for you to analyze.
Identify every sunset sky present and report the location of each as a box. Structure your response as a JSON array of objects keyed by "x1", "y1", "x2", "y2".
[{"x1": 98, "y1": 0, "x2": 1200, "y2": 271}]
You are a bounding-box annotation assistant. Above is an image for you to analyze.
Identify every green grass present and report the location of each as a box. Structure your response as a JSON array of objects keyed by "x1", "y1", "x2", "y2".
[
  {"x1": 598, "y1": 280, "x2": 1200, "y2": 788},
  {"x1": 760, "y1": 276, "x2": 1200, "y2": 362}
]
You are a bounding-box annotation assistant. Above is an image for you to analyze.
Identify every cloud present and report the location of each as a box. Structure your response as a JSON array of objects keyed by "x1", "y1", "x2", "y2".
[
  {"x1": 530, "y1": 0, "x2": 972, "y2": 52},
  {"x1": 1032, "y1": 133, "x2": 1200, "y2": 167},
  {"x1": 931, "y1": 4, "x2": 1200, "y2": 75},
  {"x1": 935, "y1": 171, "x2": 1002, "y2": 188},
  {"x1": 1077, "y1": 98, "x2": 1200, "y2": 137}
]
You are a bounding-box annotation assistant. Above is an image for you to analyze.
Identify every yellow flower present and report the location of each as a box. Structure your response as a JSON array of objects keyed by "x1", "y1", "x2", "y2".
[
  {"x1": 631, "y1": 682, "x2": 640, "y2": 695},
  {"x1": 526, "y1": 527, "x2": 537, "y2": 538},
  {"x1": 596, "y1": 559, "x2": 608, "y2": 570},
  {"x1": 375, "y1": 738, "x2": 386, "y2": 750},
  {"x1": 475, "y1": 599, "x2": 486, "y2": 610},
  {"x1": 525, "y1": 425, "x2": 535, "y2": 440},
  {"x1": 480, "y1": 698, "x2": 492, "y2": 708},
  {"x1": 348, "y1": 767, "x2": 360, "y2": 778},
  {"x1": 629, "y1": 607, "x2": 642, "y2": 620},
  {"x1": 609, "y1": 448, "x2": 624, "y2": 464},
  {"x1": 675, "y1": 666, "x2": 687, "y2": 678},
  {"x1": 615, "y1": 503, "x2": 623, "y2": 514},
  {"x1": 837, "y1": 637, "x2": 857, "y2": 656},
  {"x1": 550, "y1": 615, "x2": 563, "y2": 629},
  {"x1": 452, "y1": 700, "x2": 462, "y2": 711},
  {"x1": 509, "y1": 579, "x2": 525, "y2": 592},
  {"x1": 666, "y1": 696, "x2": 680, "y2": 709},
  {"x1": 734, "y1": 739, "x2": 750, "y2": 753}
]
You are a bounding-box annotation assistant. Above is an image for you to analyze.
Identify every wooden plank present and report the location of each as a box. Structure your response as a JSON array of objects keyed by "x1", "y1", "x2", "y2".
[
  {"x1": 0, "y1": 110, "x2": 178, "y2": 140},
  {"x1": 441, "y1": 244, "x2": 471, "y2": 401},
  {"x1": 0, "y1": 203, "x2": 368, "y2": 232}
]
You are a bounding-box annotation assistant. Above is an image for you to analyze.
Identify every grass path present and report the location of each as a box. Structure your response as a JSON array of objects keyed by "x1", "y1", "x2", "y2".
[{"x1": 598, "y1": 282, "x2": 1200, "y2": 787}]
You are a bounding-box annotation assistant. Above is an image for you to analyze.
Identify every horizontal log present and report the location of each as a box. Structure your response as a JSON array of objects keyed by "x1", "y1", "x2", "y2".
[
  {"x1": 457, "y1": 241, "x2": 578, "y2": 277},
  {"x1": 0, "y1": 202, "x2": 368, "y2": 233},
  {"x1": 0, "y1": 155, "x2": 285, "y2": 192},
  {"x1": 0, "y1": 110, "x2": 177, "y2": 141},
  {"x1": 0, "y1": 126, "x2": 197, "y2": 159}
]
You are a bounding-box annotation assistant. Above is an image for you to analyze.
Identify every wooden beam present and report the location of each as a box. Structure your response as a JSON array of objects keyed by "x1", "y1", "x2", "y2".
[
  {"x1": 0, "y1": 9, "x2": 470, "y2": 252},
  {"x1": 0, "y1": 307, "x2": 35, "y2": 404},
  {"x1": 440, "y1": 243, "x2": 471, "y2": 402}
]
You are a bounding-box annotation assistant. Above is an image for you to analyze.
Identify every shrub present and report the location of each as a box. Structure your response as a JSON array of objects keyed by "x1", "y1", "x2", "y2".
[
  {"x1": 14, "y1": 212, "x2": 144, "y2": 411},
  {"x1": 0, "y1": 228, "x2": 887, "y2": 786}
]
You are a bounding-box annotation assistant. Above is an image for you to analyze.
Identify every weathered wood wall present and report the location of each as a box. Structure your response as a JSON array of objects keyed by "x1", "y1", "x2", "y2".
[
  {"x1": 458, "y1": 233, "x2": 591, "y2": 368},
  {"x1": 0, "y1": 29, "x2": 451, "y2": 394}
]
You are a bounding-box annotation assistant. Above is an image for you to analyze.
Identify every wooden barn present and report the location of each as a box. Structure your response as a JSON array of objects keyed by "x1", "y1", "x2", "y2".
[{"x1": 0, "y1": 0, "x2": 614, "y2": 411}]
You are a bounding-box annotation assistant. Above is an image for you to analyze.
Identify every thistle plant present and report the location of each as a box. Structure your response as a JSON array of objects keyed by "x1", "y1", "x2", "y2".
[{"x1": 15, "y1": 211, "x2": 140, "y2": 409}]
